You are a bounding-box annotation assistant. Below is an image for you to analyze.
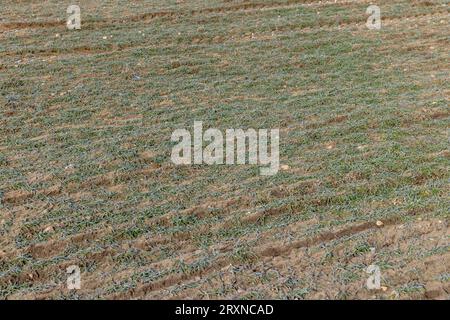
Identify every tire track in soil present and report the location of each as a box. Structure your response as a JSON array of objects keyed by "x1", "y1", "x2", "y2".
[
  {"x1": 3, "y1": 192, "x2": 247, "y2": 285},
  {"x1": 106, "y1": 256, "x2": 229, "y2": 299},
  {"x1": 1, "y1": 139, "x2": 442, "y2": 254},
  {"x1": 1, "y1": 11, "x2": 446, "y2": 61},
  {"x1": 257, "y1": 216, "x2": 402, "y2": 257},
  {"x1": 2, "y1": 214, "x2": 433, "y2": 299},
  {"x1": 116, "y1": 217, "x2": 404, "y2": 299},
  {"x1": 0, "y1": 0, "x2": 392, "y2": 32},
  {"x1": 223, "y1": 220, "x2": 449, "y2": 300}
]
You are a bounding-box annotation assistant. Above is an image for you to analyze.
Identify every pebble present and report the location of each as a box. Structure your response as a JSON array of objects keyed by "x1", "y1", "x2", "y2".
[{"x1": 44, "y1": 226, "x2": 54, "y2": 233}]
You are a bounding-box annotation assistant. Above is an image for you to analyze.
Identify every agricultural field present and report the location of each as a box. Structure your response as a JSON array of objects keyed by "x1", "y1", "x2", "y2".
[{"x1": 0, "y1": 0, "x2": 449, "y2": 300}]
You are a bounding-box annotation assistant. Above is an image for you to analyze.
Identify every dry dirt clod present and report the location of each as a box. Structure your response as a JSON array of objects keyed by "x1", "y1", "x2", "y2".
[
  {"x1": 280, "y1": 164, "x2": 290, "y2": 171},
  {"x1": 375, "y1": 220, "x2": 384, "y2": 227},
  {"x1": 425, "y1": 282, "x2": 443, "y2": 299}
]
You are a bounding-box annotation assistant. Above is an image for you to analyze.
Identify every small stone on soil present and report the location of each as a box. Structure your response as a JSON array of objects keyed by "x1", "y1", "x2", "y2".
[{"x1": 44, "y1": 226, "x2": 54, "y2": 233}]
